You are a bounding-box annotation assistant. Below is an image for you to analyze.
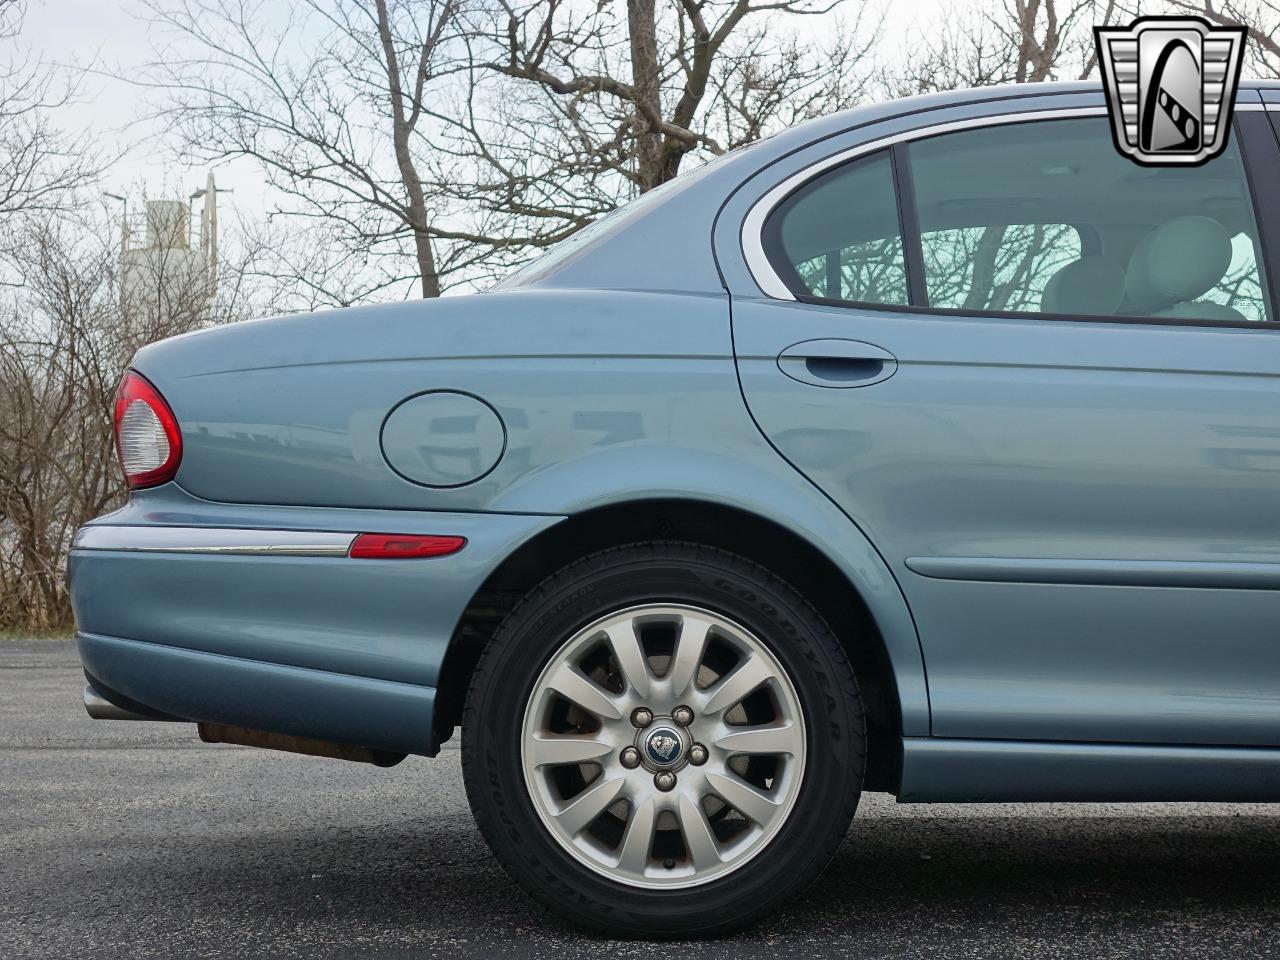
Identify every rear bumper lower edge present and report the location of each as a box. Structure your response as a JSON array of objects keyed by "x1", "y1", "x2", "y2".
[{"x1": 77, "y1": 632, "x2": 438, "y2": 756}]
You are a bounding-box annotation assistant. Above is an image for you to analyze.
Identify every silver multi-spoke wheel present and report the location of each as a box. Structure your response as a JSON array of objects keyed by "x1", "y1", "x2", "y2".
[
  {"x1": 521, "y1": 604, "x2": 807, "y2": 889},
  {"x1": 467, "y1": 544, "x2": 863, "y2": 935}
]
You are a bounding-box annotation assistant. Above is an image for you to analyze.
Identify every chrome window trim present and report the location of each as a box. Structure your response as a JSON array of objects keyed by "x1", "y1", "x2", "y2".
[
  {"x1": 743, "y1": 105, "x2": 1121, "y2": 301},
  {"x1": 72, "y1": 525, "x2": 357, "y2": 557}
]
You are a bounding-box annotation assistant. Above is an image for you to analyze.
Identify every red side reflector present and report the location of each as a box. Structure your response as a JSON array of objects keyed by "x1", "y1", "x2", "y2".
[{"x1": 348, "y1": 534, "x2": 466, "y2": 559}]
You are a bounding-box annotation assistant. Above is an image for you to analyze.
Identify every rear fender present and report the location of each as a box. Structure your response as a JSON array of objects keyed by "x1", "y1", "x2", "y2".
[{"x1": 485, "y1": 443, "x2": 930, "y2": 737}]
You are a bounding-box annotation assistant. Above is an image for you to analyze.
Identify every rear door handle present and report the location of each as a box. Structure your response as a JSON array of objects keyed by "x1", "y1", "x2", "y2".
[{"x1": 777, "y1": 339, "x2": 898, "y2": 388}]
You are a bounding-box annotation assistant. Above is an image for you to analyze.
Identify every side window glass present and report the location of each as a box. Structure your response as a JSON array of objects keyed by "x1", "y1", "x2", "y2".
[
  {"x1": 907, "y1": 118, "x2": 1271, "y2": 322},
  {"x1": 921, "y1": 224, "x2": 1082, "y2": 312},
  {"x1": 763, "y1": 151, "x2": 909, "y2": 306},
  {"x1": 1205, "y1": 232, "x2": 1269, "y2": 319}
]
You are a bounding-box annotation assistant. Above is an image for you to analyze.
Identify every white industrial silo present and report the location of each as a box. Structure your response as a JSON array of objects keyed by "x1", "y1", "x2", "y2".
[{"x1": 118, "y1": 173, "x2": 220, "y2": 338}]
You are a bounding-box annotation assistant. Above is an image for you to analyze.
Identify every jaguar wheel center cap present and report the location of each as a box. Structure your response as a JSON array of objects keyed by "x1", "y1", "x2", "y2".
[{"x1": 638, "y1": 723, "x2": 690, "y2": 771}]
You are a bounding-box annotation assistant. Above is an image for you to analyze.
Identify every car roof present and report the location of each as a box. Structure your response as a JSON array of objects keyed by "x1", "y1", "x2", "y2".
[{"x1": 771, "y1": 78, "x2": 1273, "y2": 152}]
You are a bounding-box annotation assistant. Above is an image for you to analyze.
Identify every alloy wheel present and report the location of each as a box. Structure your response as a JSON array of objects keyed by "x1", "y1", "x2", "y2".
[{"x1": 520, "y1": 604, "x2": 807, "y2": 889}]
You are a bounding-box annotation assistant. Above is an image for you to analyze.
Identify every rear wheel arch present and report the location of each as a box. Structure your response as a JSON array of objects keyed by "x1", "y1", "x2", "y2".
[{"x1": 435, "y1": 498, "x2": 906, "y2": 794}]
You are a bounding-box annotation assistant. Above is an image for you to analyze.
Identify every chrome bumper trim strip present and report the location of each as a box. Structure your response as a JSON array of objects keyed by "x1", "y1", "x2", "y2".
[{"x1": 72, "y1": 525, "x2": 356, "y2": 557}]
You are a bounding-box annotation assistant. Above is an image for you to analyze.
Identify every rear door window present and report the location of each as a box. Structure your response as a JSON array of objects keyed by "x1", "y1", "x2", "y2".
[{"x1": 906, "y1": 117, "x2": 1270, "y2": 322}]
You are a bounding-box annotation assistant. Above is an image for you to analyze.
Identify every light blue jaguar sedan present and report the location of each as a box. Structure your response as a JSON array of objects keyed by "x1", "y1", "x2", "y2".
[{"x1": 72, "y1": 79, "x2": 1280, "y2": 937}]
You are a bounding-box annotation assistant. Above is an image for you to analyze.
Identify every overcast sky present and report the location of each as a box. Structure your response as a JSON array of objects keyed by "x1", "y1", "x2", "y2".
[{"x1": 23, "y1": 0, "x2": 278, "y2": 217}]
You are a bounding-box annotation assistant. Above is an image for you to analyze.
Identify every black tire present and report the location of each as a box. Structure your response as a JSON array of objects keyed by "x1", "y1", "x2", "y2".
[{"x1": 461, "y1": 541, "x2": 865, "y2": 938}]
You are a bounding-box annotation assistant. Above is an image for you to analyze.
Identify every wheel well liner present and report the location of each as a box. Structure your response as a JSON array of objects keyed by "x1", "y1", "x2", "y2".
[{"x1": 435, "y1": 498, "x2": 903, "y2": 792}]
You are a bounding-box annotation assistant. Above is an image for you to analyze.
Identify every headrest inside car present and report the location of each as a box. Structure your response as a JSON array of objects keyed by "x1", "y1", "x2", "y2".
[
  {"x1": 1125, "y1": 215, "x2": 1232, "y2": 312},
  {"x1": 1039, "y1": 256, "x2": 1126, "y2": 316}
]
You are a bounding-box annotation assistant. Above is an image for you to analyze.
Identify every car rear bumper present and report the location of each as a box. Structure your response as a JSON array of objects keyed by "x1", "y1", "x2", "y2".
[
  {"x1": 69, "y1": 485, "x2": 561, "y2": 755},
  {"x1": 79, "y1": 632, "x2": 440, "y2": 754}
]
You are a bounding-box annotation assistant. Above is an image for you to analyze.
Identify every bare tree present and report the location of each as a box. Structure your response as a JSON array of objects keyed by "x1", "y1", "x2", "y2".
[
  {"x1": 0, "y1": 0, "x2": 108, "y2": 233},
  {"x1": 892, "y1": 0, "x2": 1118, "y2": 95},
  {"x1": 1001, "y1": 0, "x2": 1115, "y2": 80},
  {"x1": 139, "y1": 0, "x2": 473, "y2": 301},
  {"x1": 1, "y1": 215, "x2": 131, "y2": 628},
  {"x1": 0, "y1": 200, "x2": 261, "y2": 630},
  {"x1": 137, "y1": 1, "x2": 878, "y2": 294},
  {"x1": 421, "y1": 0, "x2": 877, "y2": 268},
  {"x1": 487, "y1": 0, "x2": 857, "y2": 190},
  {"x1": 0, "y1": 217, "x2": 130, "y2": 628},
  {"x1": 1168, "y1": 0, "x2": 1280, "y2": 76}
]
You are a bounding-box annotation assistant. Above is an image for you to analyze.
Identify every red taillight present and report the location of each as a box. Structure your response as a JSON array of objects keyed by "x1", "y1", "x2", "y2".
[
  {"x1": 113, "y1": 370, "x2": 182, "y2": 489},
  {"x1": 348, "y1": 534, "x2": 467, "y2": 559}
]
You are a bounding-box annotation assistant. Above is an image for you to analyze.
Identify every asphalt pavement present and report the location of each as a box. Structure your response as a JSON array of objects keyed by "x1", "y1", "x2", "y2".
[{"x1": 5, "y1": 638, "x2": 1280, "y2": 959}]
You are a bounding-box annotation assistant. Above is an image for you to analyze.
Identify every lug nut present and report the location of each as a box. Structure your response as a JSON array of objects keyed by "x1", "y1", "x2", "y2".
[
  {"x1": 672, "y1": 705, "x2": 694, "y2": 727},
  {"x1": 631, "y1": 707, "x2": 654, "y2": 729},
  {"x1": 620, "y1": 746, "x2": 641, "y2": 769},
  {"x1": 689, "y1": 743, "x2": 708, "y2": 766},
  {"x1": 654, "y1": 771, "x2": 676, "y2": 791}
]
